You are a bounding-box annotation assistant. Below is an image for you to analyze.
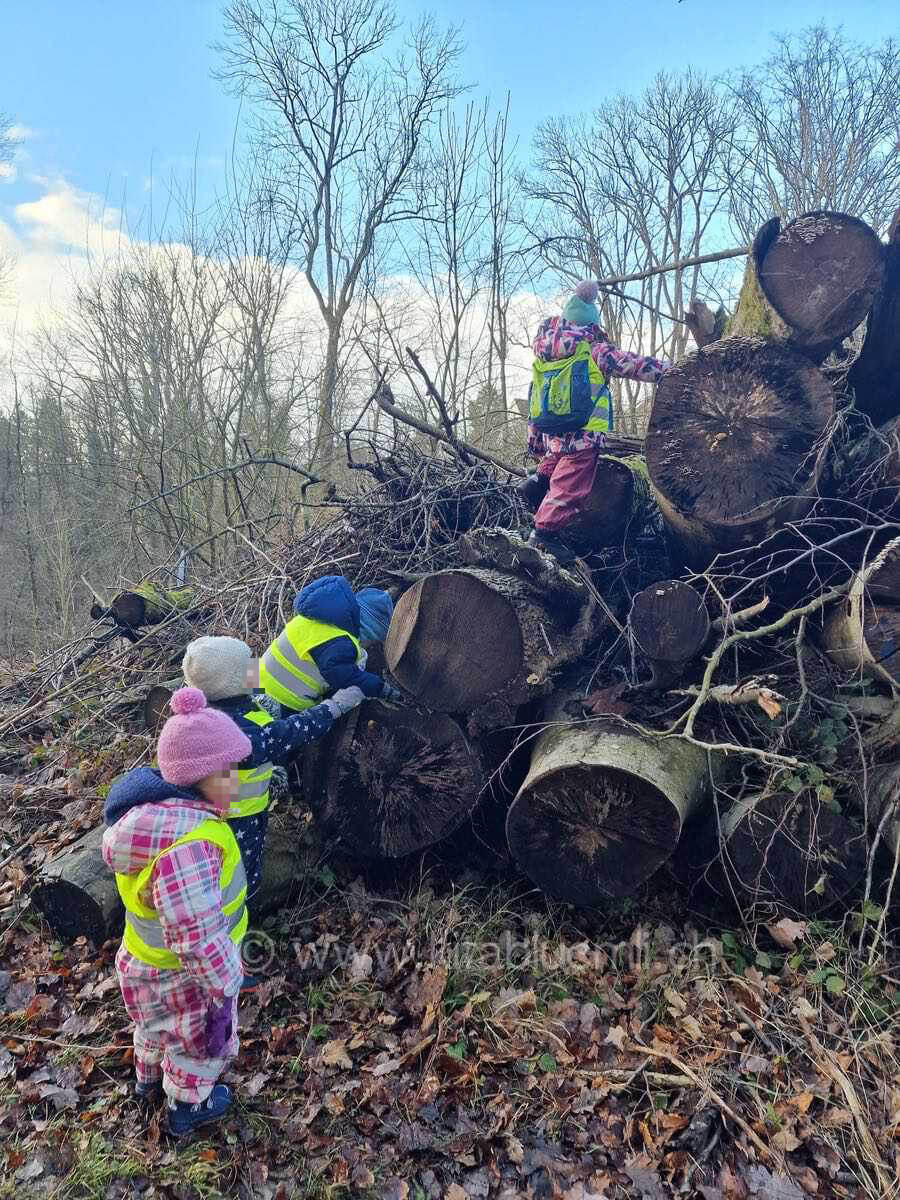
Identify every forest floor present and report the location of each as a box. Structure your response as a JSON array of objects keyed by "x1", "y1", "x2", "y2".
[{"x1": 1, "y1": 768, "x2": 899, "y2": 1200}]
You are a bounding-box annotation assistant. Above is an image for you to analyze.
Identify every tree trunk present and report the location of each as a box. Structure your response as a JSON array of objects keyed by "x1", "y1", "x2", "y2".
[
  {"x1": 746, "y1": 211, "x2": 884, "y2": 358},
  {"x1": 312, "y1": 326, "x2": 341, "y2": 472},
  {"x1": 306, "y1": 699, "x2": 484, "y2": 858},
  {"x1": 505, "y1": 709, "x2": 718, "y2": 905},
  {"x1": 628, "y1": 580, "x2": 710, "y2": 689},
  {"x1": 822, "y1": 539, "x2": 900, "y2": 690},
  {"x1": 30, "y1": 825, "x2": 311, "y2": 946},
  {"x1": 91, "y1": 585, "x2": 194, "y2": 628},
  {"x1": 385, "y1": 533, "x2": 597, "y2": 727},
  {"x1": 645, "y1": 337, "x2": 835, "y2": 567},
  {"x1": 848, "y1": 209, "x2": 900, "y2": 427},
  {"x1": 700, "y1": 790, "x2": 868, "y2": 918}
]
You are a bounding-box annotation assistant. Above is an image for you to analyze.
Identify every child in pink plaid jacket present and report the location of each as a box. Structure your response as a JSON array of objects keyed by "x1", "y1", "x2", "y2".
[{"x1": 102, "y1": 687, "x2": 252, "y2": 1137}]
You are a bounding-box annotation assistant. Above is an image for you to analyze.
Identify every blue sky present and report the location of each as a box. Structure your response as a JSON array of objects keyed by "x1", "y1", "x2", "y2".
[{"x1": 0, "y1": 0, "x2": 895, "y2": 340}]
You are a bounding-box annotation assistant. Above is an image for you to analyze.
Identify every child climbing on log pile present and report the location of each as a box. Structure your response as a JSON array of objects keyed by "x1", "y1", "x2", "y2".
[
  {"x1": 100, "y1": 688, "x2": 252, "y2": 1137},
  {"x1": 523, "y1": 280, "x2": 672, "y2": 561},
  {"x1": 181, "y1": 634, "x2": 365, "y2": 904},
  {"x1": 259, "y1": 575, "x2": 404, "y2": 714}
]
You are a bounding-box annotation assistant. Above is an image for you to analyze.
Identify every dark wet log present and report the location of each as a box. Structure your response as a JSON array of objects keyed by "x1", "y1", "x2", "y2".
[
  {"x1": 31, "y1": 825, "x2": 309, "y2": 945},
  {"x1": 628, "y1": 580, "x2": 710, "y2": 689},
  {"x1": 702, "y1": 790, "x2": 868, "y2": 918},
  {"x1": 308, "y1": 700, "x2": 484, "y2": 858},
  {"x1": 749, "y1": 211, "x2": 884, "y2": 358},
  {"x1": 822, "y1": 538, "x2": 900, "y2": 689},
  {"x1": 847, "y1": 208, "x2": 900, "y2": 426},
  {"x1": 385, "y1": 535, "x2": 597, "y2": 724},
  {"x1": 505, "y1": 710, "x2": 718, "y2": 905},
  {"x1": 646, "y1": 337, "x2": 835, "y2": 568}
]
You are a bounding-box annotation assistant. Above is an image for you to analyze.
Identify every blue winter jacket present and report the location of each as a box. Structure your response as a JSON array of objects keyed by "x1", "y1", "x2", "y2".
[{"x1": 292, "y1": 576, "x2": 387, "y2": 698}]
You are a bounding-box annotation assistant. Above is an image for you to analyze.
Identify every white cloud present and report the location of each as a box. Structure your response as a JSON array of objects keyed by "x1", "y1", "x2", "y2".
[
  {"x1": 0, "y1": 164, "x2": 16, "y2": 183},
  {"x1": 7, "y1": 124, "x2": 36, "y2": 142}
]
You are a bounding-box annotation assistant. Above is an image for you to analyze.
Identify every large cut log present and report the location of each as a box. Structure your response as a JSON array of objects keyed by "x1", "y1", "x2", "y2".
[
  {"x1": 31, "y1": 825, "x2": 310, "y2": 945},
  {"x1": 628, "y1": 580, "x2": 710, "y2": 689},
  {"x1": 822, "y1": 537, "x2": 900, "y2": 690},
  {"x1": 645, "y1": 337, "x2": 835, "y2": 568},
  {"x1": 385, "y1": 533, "x2": 597, "y2": 724},
  {"x1": 505, "y1": 710, "x2": 718, "y2": 905},
  {"x1": 306, "y1": 700, "x2": 484, "y2": 858},
  {"x1": 733, "y1": 212, "x2": 884, "y2": 358},
  {"x1": 699, "y1": 789, "x2": 868, "y2": 917},
  {"x1": 91, "y1": 584, "x2": 194, "y2": 628},
  {"x1": 847, "y1": 208, "x2": 900, "y2": 426},
  {"x1": 555, "y1": 455, "x2": 653, "y2": 549}
]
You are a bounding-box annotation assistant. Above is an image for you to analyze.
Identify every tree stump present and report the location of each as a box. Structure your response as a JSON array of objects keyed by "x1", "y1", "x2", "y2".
[
  {"x1": 505, "y1": 711, "x2": 717, "y2": 905},
  {"x1": 385, "y1": 535, "x2": 597, "y2": 725},
  {"x1": 645, "y1": 337, "x2": 835, "y2": 567},
  {"x1": 31, "y1": 825, "x2": 310, "y2": 945},
  {"x1": 822, "y1": 538, "x2": 900, "y2": 690},
  {"x1": 628, "y1": 580, "x2": 710, "y2": 689},
  {"x1": 747, "y1": 211, "x2": 884, "y2": 358},
  {"x1": 308, "y1": 700, "x2": 484, "y2": 858},
  {"x1": 702, "y1": 790, "x2": 868, "y2": 918}
]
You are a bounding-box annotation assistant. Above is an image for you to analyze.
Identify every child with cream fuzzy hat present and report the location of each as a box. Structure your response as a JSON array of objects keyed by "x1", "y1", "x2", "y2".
[
  {"x1": 102, "y1": 688, "x2": 253, "y2": 1137},
  {"x1": 180, "y1": 633, "x2": 365, "y2": 906},
  {"x1": 523, "y1": 280, "x2": 672, "y2": 561}
]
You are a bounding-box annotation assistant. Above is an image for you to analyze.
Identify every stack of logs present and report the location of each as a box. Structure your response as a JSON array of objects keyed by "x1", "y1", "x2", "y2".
[{"x1": 33, "y1": 208, "x2": 900, "y2": 940}]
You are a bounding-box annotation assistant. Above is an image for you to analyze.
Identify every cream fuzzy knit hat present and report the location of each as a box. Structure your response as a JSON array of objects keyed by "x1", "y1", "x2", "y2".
[{"x1": 182, "y1": 635, "x2": 253, "y2": 701}]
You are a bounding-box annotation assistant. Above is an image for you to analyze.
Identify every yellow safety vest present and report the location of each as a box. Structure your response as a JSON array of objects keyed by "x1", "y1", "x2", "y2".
[
  {"x1": 115, "y1": 818, "x2": 247, "y2": 969},
  {"x1": 259, "y1": 615, "x2": 363, "y2": 712},
  {"x1": 231, "y1": 707, "x2": 274, "y2": 819}
]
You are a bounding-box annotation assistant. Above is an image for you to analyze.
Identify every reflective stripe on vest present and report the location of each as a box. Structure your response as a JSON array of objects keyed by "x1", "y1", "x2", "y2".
[
  {"x1": 116, "y1": 818, "x2": 247, "y2": 969},
  {"x1": 259, "y1": 615, "x2": 363, "y2": 713},
  {"x1": 231, "y1": 707, "x2": 274, "y2": 819}
]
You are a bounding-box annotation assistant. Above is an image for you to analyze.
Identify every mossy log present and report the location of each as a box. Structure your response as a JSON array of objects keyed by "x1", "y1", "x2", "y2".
[
  {"x1": 645, "y1": 337, "x2": 835, "y2": 568},
  {"x1": 505, "y1": 707, "x2": 718, "y2": 905},
  {"x1": 91, "y1": 584, "x2": 194, "y2": 628},
  {"x1": 822, "y1": 538, "x2": 900, "y2": 690},
  {"x1": 31, "y1": 825, "x2": 310, "y2": 945},
  {"x1": 305, "y1": 699, "x2": 484, "y2": 858},
  {"x1": 385, "y1": 536, "x2": 597, "y2": 726},
  {"x1": 730, "y1": 212, "x2": 884, "y2": 358},
  {"x1": 700, "y1": 790, "x2": 868, "y2": 918}
]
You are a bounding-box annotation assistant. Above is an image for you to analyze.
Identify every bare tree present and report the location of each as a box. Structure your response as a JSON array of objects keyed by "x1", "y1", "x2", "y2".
[
  {"x1": 728, "y1": 26, "x2": 900, "y2": 240},
  {"x1": 0, "y1": 114, "x2": 17, "y2": 296},
  {"x1": 217, "y1": 0, "x2": 462, "y2": 472}
]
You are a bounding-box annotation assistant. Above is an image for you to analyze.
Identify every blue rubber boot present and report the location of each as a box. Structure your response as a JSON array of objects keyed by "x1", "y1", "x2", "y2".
[{"x1": 167, "y1": 1084, "x2": 232, "y2": 1138}]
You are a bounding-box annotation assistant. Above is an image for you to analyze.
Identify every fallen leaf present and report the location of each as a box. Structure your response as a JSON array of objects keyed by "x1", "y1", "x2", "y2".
[
  {"x1": 788, "y1": 1090, "x2": 814, "y2": 1114},
  {"x1": 244, "y1": 1071, "x2": 269, "y2": 1097},
  {"x1": 767, "y1": 918, "x2": 808, "y2": 949},
  {"x1": 444, "y1": 1187, "x2": 467, "y2": 1200},
  {"x1": 792, "y1": 997, "x2": 818, "y2": 1021},
  {"x1": 681, "y1": 1015, "x2": 703, "y2": 1041},
  {"x1": 371, "y1": 1056, "x2": 403, "y2": 1078},
  {"x1": 772, "y1": 1128, "x2": 802, "y2": 1152},
  {"x1": 742, "y1": 1054, "x2": 771, "y2": 1074},
  {"x1": 585, "y1": 683, "x2": 632, "y2": 718},
  {"x1": 756, "y1": 690, "x2": 782, "y2": 719},
  {"x1": 349, "y1": 952, "x2": 373, "y2": 981},
  {"x1": 320, "y1": 1039, "x2": 352, "y2": 1070},
  {"x1": 605, "y1": 1024, "x2": 628, "y2": 1051}
]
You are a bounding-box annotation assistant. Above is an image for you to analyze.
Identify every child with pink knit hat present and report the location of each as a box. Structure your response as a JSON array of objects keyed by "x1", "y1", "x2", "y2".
[{"x1": 102, "y1": 687, "x2": 253, "y2": 1138}]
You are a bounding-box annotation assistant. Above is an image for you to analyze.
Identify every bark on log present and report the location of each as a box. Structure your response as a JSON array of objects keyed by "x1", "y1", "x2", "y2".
[
  {"x1": 847, "y1": 208, "x2": 900, "y2": 426},
  {"x1": 702, "y1": 790, "x2": 868, "y2": 917},
  {"x1": 385, "y1": 534, "x2": 597, "y2": 725},
  {"x1": 645, "y1": 337, "x2": 835, "y2": 568},
  {"x1": 746, "y1": 212, "x2": 884, "y2": 358},
  {"x1": 307, "y1": 699, "x2": 484, "y2": 858},
  {"x1": 505, "y1": 710, "x2": 718, "y2": 905},
  {"x1": 92, "y1": 585, "x2": 194, "y2": 628},
  {"x1": 822, "y1": 540, "x2": 900, "y2": 690},
  {"x1": 628, "y1": 580, "x2": 710, "y2": 689},
  {"x1": 30, "y1": 825, "x2": 310, "y2": 945}
]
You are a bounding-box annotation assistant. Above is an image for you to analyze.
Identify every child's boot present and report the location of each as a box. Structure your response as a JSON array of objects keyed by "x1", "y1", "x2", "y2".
[
  {"x1": 167, "y1": 1084, "x2": 232, "y2": 1138},
  {"x1": 134, "y1": 1078, "x2": 164, "y2": 1103}
]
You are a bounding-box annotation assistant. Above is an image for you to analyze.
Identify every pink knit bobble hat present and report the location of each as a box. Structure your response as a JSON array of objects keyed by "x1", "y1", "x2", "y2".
[{"x1": 157, "y1": 687, "x2": 252, "y2": 786}]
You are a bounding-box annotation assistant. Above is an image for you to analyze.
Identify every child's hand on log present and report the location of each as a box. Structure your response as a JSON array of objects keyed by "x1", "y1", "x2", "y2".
[{"x1": 325, "y1": 686, "x2": 366, "y2": 716}]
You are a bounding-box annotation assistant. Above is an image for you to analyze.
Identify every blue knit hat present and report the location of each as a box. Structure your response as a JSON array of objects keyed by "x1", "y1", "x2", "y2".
[
  {"x1": 561, "y1": 280, "x2": 600, "y2": 326},
  {"x1": 356, "y1": 588, "x2": 393, "y2": 643}
]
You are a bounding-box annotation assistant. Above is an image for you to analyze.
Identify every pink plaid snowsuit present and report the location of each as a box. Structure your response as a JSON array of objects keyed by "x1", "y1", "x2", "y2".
[{"x1": 102, "y1": 792, "x2": 243, "y2": 1104}]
